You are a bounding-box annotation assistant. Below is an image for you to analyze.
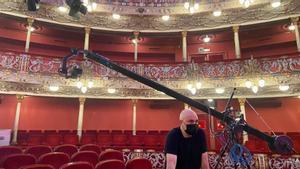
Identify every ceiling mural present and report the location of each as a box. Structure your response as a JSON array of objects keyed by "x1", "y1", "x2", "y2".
[{"x1": 0, "y1": 0, "x2": 299, "y2": 31}]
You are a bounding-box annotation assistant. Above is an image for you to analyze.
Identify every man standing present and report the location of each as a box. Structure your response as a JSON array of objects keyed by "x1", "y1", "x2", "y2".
[{"x1": 165, "y1": 109, "x2": 210, "y2": 169}]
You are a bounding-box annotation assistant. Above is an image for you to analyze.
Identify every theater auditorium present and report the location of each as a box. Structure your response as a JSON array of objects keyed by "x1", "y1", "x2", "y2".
[{"x1": 0, "y1": 0, "x2": 300, "y2": 168}]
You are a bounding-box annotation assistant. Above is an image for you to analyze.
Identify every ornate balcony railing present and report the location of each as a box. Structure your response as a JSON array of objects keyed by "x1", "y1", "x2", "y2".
[{"x1": 0, "y1": 50, "x2": 299, "y2": 99}]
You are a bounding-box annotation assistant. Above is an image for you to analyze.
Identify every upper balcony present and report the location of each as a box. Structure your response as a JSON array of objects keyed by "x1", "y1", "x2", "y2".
[{"x1": 0, "y1": 49, "x2": 299, "y2": 99}]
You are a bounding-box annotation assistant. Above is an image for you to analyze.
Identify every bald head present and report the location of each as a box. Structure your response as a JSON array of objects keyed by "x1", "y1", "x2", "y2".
[{"x1": 179, "y1": 109, "x2": 198, "y2": 121}]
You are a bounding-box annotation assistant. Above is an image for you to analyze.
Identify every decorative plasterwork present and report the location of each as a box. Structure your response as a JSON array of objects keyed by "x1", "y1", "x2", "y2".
[
  {"x1": 0, "y1": 0, "x2": 299, "y2": 31},
  {"x1": 0, "y1": 51, "x2": 299, "y2": 99}
]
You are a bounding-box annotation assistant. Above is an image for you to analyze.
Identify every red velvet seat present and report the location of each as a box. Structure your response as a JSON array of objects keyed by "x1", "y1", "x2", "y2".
[
  {"x1": 79, "y1": 144, "x2": 101, "y2": 155},
  {"x1": 54, "y1": 144, "x2": 78, "y2": 158},
  {"x1": 99, "y1": 149, "x2": 123, "y2": 162},
  {"x1": 125, "y1": 158, "x2": 152, "y2": 169},
  {"x1": 95, "y1": 159, "x2": 125, "y2": 169},
  {"x1": 81, "y1": 131, "x2": 97, "y2": 145},
  {"x1": 128, "y1": 135, "x2": 144, "y2": 149},
  {"x1": 143, "y1": 135, "x2": 159, "y2": 150},
  {"x1": 20, "y1": 164, "x2": 55, "y2": 169},
  {"x1": 0, "y1": 146, "x2": 23, "y2": 166},
  {"x1": 97, "y1": 134, "x2": 112, "y2": 148},
  {"x1": 63, "y1": 133, "x2": 79, "y2": 145},
  {"x1": 45, "y1": 131, "x2": 62, "y2": 147},
  {"x1": 17, "y1": 130, "x2": 28, "y2": 146},
  {"x1": 59, "y1": 162, "x2": 94, "y2": 169},
  {"x1": 27, "y1": 130, "x2": 44, "y2": 145},
  {"x1": 71, "y1": 151, "x2": 98, "y2": 166},
  {"x1": 2, "y1": 154, "x2": 36, "y2": 169},
  {"x1": 39, "y1": 152, "x2": 70, "y2": 169},
  {"x1": 25, "y1": 145, "x2": 52, "y2": 159}
]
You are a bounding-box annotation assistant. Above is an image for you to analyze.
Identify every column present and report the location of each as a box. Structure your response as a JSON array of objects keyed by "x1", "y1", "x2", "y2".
[
  {"x1": 182, "y1": 31, "x2": 187, "y2": 62},
  {"x1": 133, "y1": 31, "x2": 139, "y2": 62},
  {"x1": 233, "y1": 26, "x2": 241, "y2": 59},
  {"x1": 84, "y1": 27, "x2": 91, "y2": 50},
  {"x1": 77, "y1": 97, "x2": 86, "y2": 140},
  {"x1": 25, "y1": 18, "x2": 34, "y2": 53},
  {"x1": 132, "y1": 99, "x2": 137, "y2": 135},
  {"x1": 291, "y1": 17, "x2": 300, "y2": 52},
  {"x1": 238, "y1": 98, "x2": 248, "y2": 143},
  {"x1": 12, "y1": 95, "x2": 24, "y2": 144},
  {"x1": 209, "y1": 105, "x2": 216, "y2": 150}
]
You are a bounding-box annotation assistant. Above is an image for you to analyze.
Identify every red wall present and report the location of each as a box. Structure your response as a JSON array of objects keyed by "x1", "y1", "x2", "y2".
[
  {"x1": 1, "y1": 95, "x2": 300, "y2": 133},
  {"x1": 83, "y1": 99, "x2": 133, "y2": 130},
  {"x1": 136, "y1": 100, "x2": 184, "y2": 131}
]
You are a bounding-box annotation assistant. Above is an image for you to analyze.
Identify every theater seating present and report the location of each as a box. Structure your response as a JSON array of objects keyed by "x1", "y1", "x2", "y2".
[
  {"x1": 99, "y1": 149, "x2": 124, "y2": 162},
  {"x1": 27, "y1": 131, "x2": 45, "y2": 146},
  {"x1": 71, "y1": 151, "x2": 98, "y2": 166},
  {"x1": 25, "y1": 145, "x2": 52, "y2": 159},
  {"x1": 54, "y1": 144, "x2": 78, "y2": 158},
  {"x1": 95, "y1": 159, "x2": 125, "y2": 169},
  {"x1": 45, "y1": 131, "x2": 63, "y2": 147},
  {"x1": 2, "y1": 154, "x2": 36, "y2": 169},
  {"x1": 60, "y1": 131, "x2": 79, "y2": 145},
  {"x1": 0, "y1": 146, "x2": 23, "y2": 166},
  {"x1": 79, "y1": 144, "x2": 101, "y2": 155},
  {"x1": 81, "y1": 130, "x2": 97, "y2": 145},
  {"x1": 39, "y1": 152, "x2": 70, "y2": 169},
  {"x1": 60, "y1": 162, "x2": 94, "y2": 169},
  {"x1": 19, "y1": 164, "x2": 55, "y2": 169},
  {"x1": 97, "y1": 131, "x2": 112, "y2": 148},
  {"x1": 126, "y1": 158, "x2": 153, "y2": 169}
]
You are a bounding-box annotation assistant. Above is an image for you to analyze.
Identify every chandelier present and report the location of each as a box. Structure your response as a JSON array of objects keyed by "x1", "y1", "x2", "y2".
[
  {"x1": 184, "y1": 0, "x2": 199, "y2": 14},
  {"x1": 239, "y1": 0, "x2": 254, "y2": 8}
]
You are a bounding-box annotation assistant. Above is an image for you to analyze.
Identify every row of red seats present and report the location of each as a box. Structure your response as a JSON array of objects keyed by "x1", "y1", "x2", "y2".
[
  {"x1": 16, "y1": 130, "x2": 169, "y2": 151},
  {"x1": 0, "y1": 146, "x2": 153, "y2": 169}
]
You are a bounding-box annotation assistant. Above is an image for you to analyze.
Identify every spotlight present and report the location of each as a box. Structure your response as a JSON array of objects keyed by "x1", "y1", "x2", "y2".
[
  {"x1": 27, "y1": 0, "x2": 40, "y2": 11},
  {"x1": 69, "y1": 65, "x2": 83, "y2": 79},
  {"x1": 66, "y1": 0, "x2": 87, "y2": 17}
]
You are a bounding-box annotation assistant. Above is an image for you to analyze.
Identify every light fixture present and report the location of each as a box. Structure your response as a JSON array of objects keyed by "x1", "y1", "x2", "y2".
[
  {"x1": 195, "y1": 82, "x2": 202, "y2": 89},
  {"x1": 239, "y1": 0, "x2": 253, "y2": 8},
  {"x1": 190, "y1": 88, "x2": 197, "y2": 95},
  {"x1": 26, "y1": 0, "x2": 40, "y2": 11},
  {"x1": 184, "y1": 0, "x2": 199, "y2": 14},
  {"x1": 132, "y1": 39, "x2": 138, "y2": 44},
  {"x1": 112, "y1": 13, "x2": 120, "y2": 20},
  {"x1": 258, "y1": 79, "x2": 265, "y2": 87},
  {"x1": 66, "y1": 0, "x2": 87, "y2": 17},
  {"x1": 288, "y1": 23, "x2": 296, "y2": 31},
  {"x1": 162, "y1": 15, "x2": 170, "y2": 21},
  {"x1": 107, "y1": 88, "x2": 116, "y2": 94},
  {"x1": 187, "y1": 81, "x2": 201, "y2": 94},
  {"x1": 26, "y1": 26, "x2": 35, "y2": 32},
  {"x1": 203, "y1": 35, "x2": 211, "y2": 43},
  {"x1": 271, "y1": 0, "x2": 281, "y2": 8},
  {"x1": 213, "y1": 10, "x2": 222, "y2": 17},
  {"x1": 215, "y1": 87, "x2": 225, "y2": 94},
  {"x1": 208, "y1": 99, "x2": 213, "y2": 102},
  {"x1": 49, "y1": 85, "x2": 59, "y2": 91},
  {"x1": 245, "y1": 80, "x2": 252, "y2": 88},
  {"x1": 58, "y1": 6, "x2": 68, "y2": 13},
  {"x1": 251, "y1": 85, "x2": 258, "y2": 93},
  {"x1": 298, "y1": 96, "x2": 300, "y2": 99},
  {"x1": 81, "y1": 86, "x2": 87, "y2": 93},
  {"x1": 279, "y1": 85, "x2": 289, "y2": 91},
  {"x1": 92, "y1": 2, "x2": 97, "y2": 9}
]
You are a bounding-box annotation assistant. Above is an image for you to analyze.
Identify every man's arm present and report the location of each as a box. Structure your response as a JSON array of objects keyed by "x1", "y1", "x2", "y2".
[
  {"x1": 201, "y1": 152, "x2": 210, "y2": 169},
  {"x1": 166, "y1": 153, "x2": 177, "y2": 169}
]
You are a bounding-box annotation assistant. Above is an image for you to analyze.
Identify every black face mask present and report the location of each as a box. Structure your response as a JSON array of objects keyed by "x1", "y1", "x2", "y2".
[{"x1": 185, "y1": 124, "x2": 198, "y2": 136}]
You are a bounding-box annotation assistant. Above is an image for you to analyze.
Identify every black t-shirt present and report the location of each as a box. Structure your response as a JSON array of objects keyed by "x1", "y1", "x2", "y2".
[{"x1": 164, "y1": 127, "x2": 208, "y2": 169}]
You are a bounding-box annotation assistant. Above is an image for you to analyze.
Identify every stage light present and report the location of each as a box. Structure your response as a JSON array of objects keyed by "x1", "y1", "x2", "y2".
[
  {"x1": 251, "y1": 85, "x2": 258, "y2": 93},
  {"x1": 203, "y1": 35, "x2": 211, "y2": 43},
  {"x1": 258, "y1": 79, "x2": 265, "y2": 87},
  {"x1": 66, "y1": 0, "x2": 87, "y2": 17},
  {"x1": 112, "y1": 13, "x2": 120, "y2": 20},
  {"x1": 27, "y1": 0, "x2": 40, "y2": 11},
  {"x1": 162, "y1": 15, "x2": 170, "y2": 21},
  {"x1": 271, "y1": 0, "x2": 281, "y2": 8},
  {"x1": 279, "y1": 85, "x2": 289, "y2": 91},
  {"x1": 215, "y1": 87, "x2": 225, "y2": 94},
  {"x1": 107, "y1": 88, "x2": 116, "y2": 94}
]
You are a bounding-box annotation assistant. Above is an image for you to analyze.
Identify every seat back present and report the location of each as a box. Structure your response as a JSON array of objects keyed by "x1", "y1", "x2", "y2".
[
  {"x1": 126, "y1": 158, "x2": 152, "y2": 169},
  {"x1": 39, "y1": 152, "x2": 70, "y2": 169},
  {"x1": 60, "y1": 162, "x2": 94, "y2": 169},
  {"x1": 19, "y1": 164, "x2": 55, "y2": 169},
  {"x1": 25, "y1": 145, "x2": 52, "y2": 159},
  {"x1": 79, "y1": 144, "x2": 101, "y2": 155},
  {"x1": 2, "y1": 154, "x2": 36, "y2": 169},
  {"x1": 0, "y1": 146, "x2": 23, "y2": 166},
  {"x1": 95, "y1": 159, "x2": 125, "y2": 169},
  {"x1": 54, "y1": 144, "x2": 78, "y2": 158},
  {"x1": 71, "y1": 151, "x2": 98, "y2": 166},
  {"x1": 99, "y1": 149, "x2": 123, "y2": 161}
]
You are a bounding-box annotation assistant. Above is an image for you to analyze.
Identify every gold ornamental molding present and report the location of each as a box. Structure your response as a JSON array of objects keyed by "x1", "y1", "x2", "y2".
[
  {"x1": 0, "y1": 0, "x2": 299, "y2": 32},
  {"x1": 0, "y1": 50, "x2": 299, "y2": 99}
]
